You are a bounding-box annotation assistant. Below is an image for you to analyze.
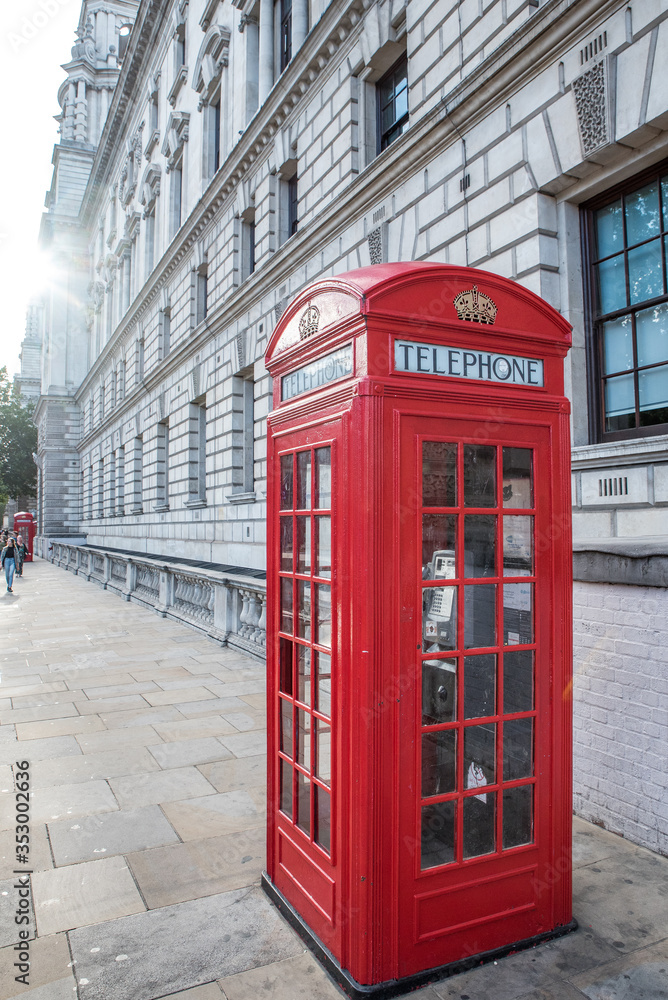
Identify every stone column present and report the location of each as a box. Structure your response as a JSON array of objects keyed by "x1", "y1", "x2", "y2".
[
  {"x1": 292, "y1": 0, "x2": 308, "y2": 52},
  {"x1": 258, "y1": 0, "x2": 274, "y2": 105}
]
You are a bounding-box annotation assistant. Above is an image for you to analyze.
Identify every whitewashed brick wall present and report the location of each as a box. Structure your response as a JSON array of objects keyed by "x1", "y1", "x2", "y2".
[{"x1": 573, "y1": 581, "x2": 668, "y2": 856}]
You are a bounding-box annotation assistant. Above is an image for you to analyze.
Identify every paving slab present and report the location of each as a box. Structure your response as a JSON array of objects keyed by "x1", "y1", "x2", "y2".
[
  {"x1": 0, "y1": 725, "x2": 17, "y2": 743},
  {"x1": 23, "y1": 779, "x2": 118, "y2": 826},
  {"x1": 0, "y1": 823, "x2": 53, "y2": 878},
  {"x1": 217, "y1": 731, "x2": 266, "y2": 758},
  {"x1": 110, "y1": 766, "x2": 216, "y2": 809},
  {"x1": 198, "y1": 755, "x2": 266, "y2": 794},
  {"x1": 99, "y1": 706, "x2": 186, "y2": 729},
  {"x1": 32, "y1": 855, "x2": 145, "y2": 935},
  {"x1": 74, "y1": 695, "x2": 151, "y2": 716},
  {"x1": 126, "y1": 825, "x2": 265, "y2": 908},
  {"x1": 217, "y1": 951, "x2": 345, "y2": 1000},
  {"x1": 48, "y1": 804, "x2": 181, "y2": 865},
  {"x1": 569, "y1": 937, "x2": 668, "y2": 1000},
  {"x1": 0, "y1": 705, "x2": 79, "y2": 725},
  {"x1": 147, "y1": 738, "x2": 232, "y2": 770},
  {"x1": 0, "y1": 932, "x2": 72, "y2": 999},
  {"x1": 176, "y1": 698, "x2": 249, "y2": 718},
  {"x1": 0, "y1": 978, "x2": 78, "y2": 1000},
  {"x1": 68, "y1": 887, "x2": 303, "y2": 1000},
  {"x1": 160, "y1": 987, "x2": 224, "y2": 999},
  {"x1": 161, "y1": 789, "x2": 264, "y2": 841},
  {"x1": 0, "y1": 735, "x2": 82, "y2": 766},
  {"x1": 151, "y1": 716, "x2": 239, "y2": 742},
  {"x1": 15, "y1": 716, "x2": 106, "y2": 740},
  {"x1": 221, "y1": 712, "x2": 264, "y2": 733},
  {"x1": 75, "y1": 725, "x2": 163, "y2": 754},
  {"x1": 0, "y1": 875, "x2": 35, "y2": 948}
]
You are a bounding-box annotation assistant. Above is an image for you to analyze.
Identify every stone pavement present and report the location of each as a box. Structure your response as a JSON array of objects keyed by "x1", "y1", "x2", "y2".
[{"x1": 0, "y1": 561, "x2": 666, "y2": 1000}]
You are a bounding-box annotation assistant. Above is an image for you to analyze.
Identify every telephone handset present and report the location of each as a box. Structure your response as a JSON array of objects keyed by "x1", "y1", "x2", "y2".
[{"x1": 423, "y1": 549, "x2": 456, "y2": 647}]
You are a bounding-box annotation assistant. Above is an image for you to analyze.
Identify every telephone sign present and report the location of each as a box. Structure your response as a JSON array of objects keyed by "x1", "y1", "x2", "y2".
[{"x1": 264, "y1": 263, "x2": 575, "y2": 998}]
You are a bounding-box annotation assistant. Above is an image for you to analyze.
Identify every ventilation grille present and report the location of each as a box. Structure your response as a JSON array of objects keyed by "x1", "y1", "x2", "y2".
[
  {"x1": 599, "y1": 476, "x2": 628, "y2": 498},
  {"x1": 581, "y1": 31, "x2": 607, "y2": 65}
]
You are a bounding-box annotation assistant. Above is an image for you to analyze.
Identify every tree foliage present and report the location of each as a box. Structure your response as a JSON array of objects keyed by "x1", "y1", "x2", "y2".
[{"x1": 0, "y1": 367, "x2": 38, "y2": 499}]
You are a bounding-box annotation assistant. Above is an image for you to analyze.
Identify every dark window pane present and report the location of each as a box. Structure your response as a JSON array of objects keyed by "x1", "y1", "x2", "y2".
[
  {"x1": 296, "y1": 709, "x2": 311, "y2": 769},
  {"x1": 296, "y1": 580, "x2": 311, "y2": 639},
  {"x1": 502, "y1": 448, "x2": 533, "y2": 508},
  {"x1": 628, "y1": 239, "x2": 663, "y2": 305},
  {"x1": 280, "y1": 454, "x2": 293, "y2": 509},
  {"x1": 297, "y1": 451, "x2": 311, "y2": 509},
  {"x1": 422, "y1": 514, "x2": 457, "y2": 573},
  {"x1": 595, "y1": 198, "x2": 623, "y2": 257},
  {"x1": 503, "y1": 516, "x2": 533, "y2": 577},
  {"x1": 503, "y1": 650, "x2": 534, "y2": 713},
  {"x1": 464, "y1": 445, "x2": 496, "y2": 507},
  {"x1": 503, "y1": 784, "x2": 533, "y2": 849},
  {"x1": 464, "y1": 722, "x2": 496, "y2": 784},
  {"x1": 422, "y1": 657, "x2": 457, "y2": 725},
  {"x1": 463, "y1": 791, "x2": 496, "y2": 859},
  {"x1": 423, "y1": 585, "x2": 457, "y2": 650},
  {"x1": 464, "y1": 584, "x2": 496, "y2": 648},
  {"x1": 280, "y1": 517, "x2": 293, "y2": 571},
  {"x1": 602, "y1": 315, "x2": 633, "y2": 374},
  {"x1": 504, "y1": 718, "x2": 534, "y2": 781},
  {"x1": 625, "y1": 181, "x2": 660, "y2": 246},
  {"x1": 315, "y1": 785, "x2": 331, "y2": 853},
  {"x1": 281, "y1": 578, "x2": 293, "y2": 635},
  {"x1": 296, "y1": 516, "x2": 311, "y2": 573},
  {"x1": 316, "y1": 517, "x2": 331, "y2": 578},
  {"x1": 280, "y1": 759, "x2": 292, "y2": 818},
  {"x1": 315, "y1": 584, "x2": 331, "y2": 647},
  {"x1": 503, "y1": 583, "x2": 533, "y2": 645},
  {"x1": 464, "y1": 515, "x2": 496, "y2": 577},
  {"x1": 464, "y1": 654, "x2": 496, "y2": 719},
  {"x1": 604, "y1": 373, "x2": 635, "y2": 431},
  {"x1": 637, "y1": 303, "x2": 668, "y2": 367},
  {"x1": 315, "y1": 447, "x2": 331, "y2": 507},
  {"x1": 422, "y1": 729, "x2": 457, "y2": 797},
  {"x1": 596, "y1": 255, "x2": 626, "y2": 313},
  {"x1": 315, "y1": 718, "x2": 331, "y2": 784},
  {"x1": 279, "y1": 636, "x2": 293, "y2": 695},
  {"x1": 280, "y1": 698, "x2": 293, "y2": 758},
  {"x1": 315, "y1": 651, "x2": 331, "y2": 717},
  {"x1": 297, "y1": 644, "x2": 311, "y2": 705},
  {"x1": 422, "y1": 441, "x2": 457, "y2": 506},
  {"x1": 421, "y1": 800, "x2": 456, "y2": 869},
  {"x1": 296, "y1": 771, "x2": 310, "y2": 835},
  {"x1": 638, "y1": 365, "x2": 668, "y2": 425}
]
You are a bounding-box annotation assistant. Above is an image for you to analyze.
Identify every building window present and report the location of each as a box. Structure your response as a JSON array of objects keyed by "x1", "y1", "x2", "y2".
[
  {"x1": 160, "y1": 306, "x2": 171, "y2": 360},
  {"x1": 176, "y1": 21, "x2": 186, "y2": 69},
  {"x1": 242, "y1": 214, "x2": 256, "y2": 280},
  {"x1": 279, "y1": 164, "x2": 298, "y2": 246},
  {"x1": 377, "y1": 56, "x2": 408, "y2": 152},
  {"x1": 187, "y1": 398, "x2": 207, "y2": 505},
  {"x1": 145, "y1": 208, "x2": 156, "y2": 276},
  {"x1": 231, "y1": 367, "x2": 255, "y2": 496},
  {"x1": 116, "y1": 447, "x2": 125, "y2": 515},
  {"x1": 212, "y1": 98, "x2": 221, "y2": 174},
  {"x1": 196, "y1": 265, "x2": 208, "y2": 325},
  {"x1": 155, "y1": 420, "x2": 170, "y2": 510},
  {"x1": 280, "y1": 0, "x2": 292, "y2": 71},
  {"x1": 130, "y1": 435, "x2": 143, "y2": 513},
  {"x1": 584, "y1": 163, "x2": 668, "y2": 439},
  {"x1": 288, "y1": 174, "x2": 298, "y2": 237},
  {"x1": 97, "y1": 459, "x2": 104, "y2": 518},
  {"x1": 170, "y1": 159, "x2": 183, "y2": 237}
]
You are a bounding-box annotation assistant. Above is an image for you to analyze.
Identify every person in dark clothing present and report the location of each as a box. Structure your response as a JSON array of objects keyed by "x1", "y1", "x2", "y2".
[{"x1": 1, "y1": 537, "x2": 17, "y2": 592}]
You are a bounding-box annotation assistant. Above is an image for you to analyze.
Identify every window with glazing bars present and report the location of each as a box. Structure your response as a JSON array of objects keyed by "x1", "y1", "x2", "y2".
[{"x1": 377, "y1": 56, "x2": 408, "y2": 152}]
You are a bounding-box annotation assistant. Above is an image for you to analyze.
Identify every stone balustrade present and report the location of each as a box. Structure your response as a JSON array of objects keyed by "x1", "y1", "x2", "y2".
[{"x1": 48, "y1": 542, "x2": 267, "y2": 660}]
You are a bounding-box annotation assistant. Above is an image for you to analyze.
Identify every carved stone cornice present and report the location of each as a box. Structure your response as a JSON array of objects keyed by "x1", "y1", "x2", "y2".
[
  {"x1": 162, "y1": 112, "x2": 190, "y2": 171},
  {"x1": 193, "y1": 25, "x2": 230, "y2": 109},
  {"x1": 168, "y1": 64, "x2": 189, "y2": 106}
]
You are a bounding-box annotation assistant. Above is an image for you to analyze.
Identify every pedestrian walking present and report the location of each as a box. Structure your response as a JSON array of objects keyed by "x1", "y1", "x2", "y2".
[
  {"x1": 15, "y1": 534, "x2": 27, "y2": 576},
  {"x1": 1, "y1": 536, "x2": 17, "y2": 593}
]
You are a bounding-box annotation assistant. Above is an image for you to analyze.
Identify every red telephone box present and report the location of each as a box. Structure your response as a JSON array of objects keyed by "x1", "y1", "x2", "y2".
[
  {"x1": 263, "y1": 263, "x2": 575, "y2": 997},
  {"x1": 13, "y1": 512, "x2": 36, "y2": 561}
]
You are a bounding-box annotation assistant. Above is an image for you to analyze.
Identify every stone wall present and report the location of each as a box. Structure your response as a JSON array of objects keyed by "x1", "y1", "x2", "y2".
[{"x1": 573, "y1": 581, "x2": 668, "y2": 856}]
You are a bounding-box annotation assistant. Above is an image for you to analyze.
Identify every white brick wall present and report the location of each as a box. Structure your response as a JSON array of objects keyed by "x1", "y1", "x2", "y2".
[{"x1": 573, "y1": 581, "x2": 668, "y2": 856}]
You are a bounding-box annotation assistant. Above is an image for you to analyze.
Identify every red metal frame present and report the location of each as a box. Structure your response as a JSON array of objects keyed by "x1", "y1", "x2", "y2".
[
  {"x1": 265, "y1": 263, "x2": 573, "y2": 995},
  {"x1": 12, "y1": 512, "x2": 36, "y2": 561}
]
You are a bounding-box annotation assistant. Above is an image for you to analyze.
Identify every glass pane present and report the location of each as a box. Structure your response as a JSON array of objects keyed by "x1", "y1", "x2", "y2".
[
  {"x1": 463, "y1": 445, "x2": 496, "y2": 507},
  {"x1": 280, "y1": 517, "x2": 293, "y2": 572},
  {"x1": 422, "y1": 515, "x2": 456, "y2": 575},
  {"x1": 316, "y1": 517, "x2": 331, "y2": 578},
  {"x1": 315, "y1": 718, "x2": 331, "y2": 784},
  {"x1": 464, "y1": 584, "x2": 496, "y2": 648},
  {"x1": 463, "y1": 792, "x2": 496, "y2": 859},
  {"x1": 315, "y1": 584, "x2": 332, "y2": 648},
  {"x1": 422, "y1": 729, "x2": 457, "y2": 797},
  {"x1": 296, "y1": 581, "x2": 311, "y2": 640},
  {"x1": 296, "y1": 771, "x2": 310, "y2": 835},
  {"x1": 421, "y1": 801, "x2": 456, "y2": 869},
  {"x1": 315, "y1": 447, "x2": 331, "y2": 508},
  {"x1": 297, "y1": 644, "x2": 311, "y2": 706},
  {"x1": 503, "y1": 650, "x2": 534, "y2": 713},
  {"x1": 280, "y1": 759, "x2": 292, "y2": 818},
  {"x1": 502, "y1": 448, "x2": 533, "y2": 508},
  {"x1": 595, "y1": 198, "x2": 623, "y2": 258},
  {"x1": 604, "y1": 373, "x2": 635, "y2": 431},
  {"x1": 297, "y1": 451, "x2": 311, "y2": 509},
  {"x1": 662, "y1": 176, "x2": 668, "y2": 228},
  {"x1": 504, "y1": 719, "x2": 534, "y2": 781},
  {"x1": 464, "y1": 723, "x2": 496, "y2": 784},
  {"x1": 602, "y1": 314, "x2": 633, "y2": 374},
  {"x1": 637, "y1": 302, "x2": 668, "y2": 367},
  {"x1": 315, "y1": 652, "x2": 331, "y2": 717},
  {"x1": 296, "y1": 709, "x2": 311, "y2": 769},
  {"x1": 423, "y1": 586, "x2": 457, "y2": 650},
  {"x1": 596, "y1": 255, "x2": 626, "y2": 313},
  {"x1": 464, "y1": 515, "x2": 496, "y2": 577},
  {"x1": 280, "y1": 454, "x2": 293, "y2": 509},
  {"x1": 279, "y1": 636, "x2": 293, "y2": 695},
  {"x1": 625, "y1": 181, "x2": 660, "y2": 246},
  {"x1": 315, "y1": 785, "x2": 331, "y2": 853},
  {"x1": 280, "y1": 699, "x2": 293, "y2": 758},
  {"x1": 422, "y1": 441, "x2": 457, "y2": 506},
  {"x1": 503, "y1": 785, "x2": 533, "y2": 849},
  {"x1": 296, "y1": 516, "x2": 311, "y2": 573},
  {"x1": 638, "y1": 366, "x2": 668, "y2": 425},
  {"x1": 628, "y1": 240, "x2": 663, "y2": 305},
  {"x1": 422, "y1": 657, "x2": 457, "y2": 725},
  {"x1": 503, "y1": 583, "x2": 533, "y2": 645},
  {"x1": 464, "y1": 654, "x2": 496, "y2": 719},
  {"x1": 281, "y1": 578, "x2": 293, "y2": 635},
  {"x1": 503, "y1": 516, "x2": 533, "y2": 577}
]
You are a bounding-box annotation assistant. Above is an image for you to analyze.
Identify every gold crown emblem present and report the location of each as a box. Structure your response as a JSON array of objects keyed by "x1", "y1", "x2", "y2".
[
  {"x1": 453, "y1": 285, "x2": 497, "y2": 324},
  {"x1": 299, "y1": 303, "x2": 320, "y2": 340}
]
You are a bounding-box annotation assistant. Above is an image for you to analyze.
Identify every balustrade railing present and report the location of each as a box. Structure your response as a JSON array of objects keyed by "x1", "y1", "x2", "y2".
[{"x1": 48, "y1": 542, "x2": 267, "y2": 659}]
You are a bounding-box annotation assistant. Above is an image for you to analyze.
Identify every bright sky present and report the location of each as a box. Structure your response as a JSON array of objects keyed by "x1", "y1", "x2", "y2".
[{"x1": 0, "y1": 0, "x2": 83, "y2": 376}]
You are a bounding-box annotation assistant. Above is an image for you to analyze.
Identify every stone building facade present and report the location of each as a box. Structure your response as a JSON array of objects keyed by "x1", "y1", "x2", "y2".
[{"x1": 27, "y1": 0, "x2": 668, "y2": 853}]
